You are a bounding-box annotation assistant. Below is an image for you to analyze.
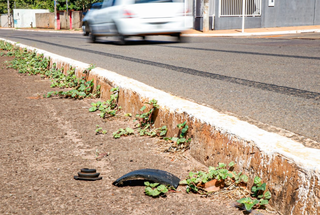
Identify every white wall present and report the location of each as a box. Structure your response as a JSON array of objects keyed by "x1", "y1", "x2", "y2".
[
  {"x1": 1, "y1": 14, "x2": 9, "y2": 27},
  {"x1": 13, "y1": 9, "x2": 49, "y2": 28}
]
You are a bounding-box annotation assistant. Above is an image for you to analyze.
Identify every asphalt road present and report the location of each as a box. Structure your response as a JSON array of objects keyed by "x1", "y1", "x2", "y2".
[{"x1": 1, "y1": 30, "x2": 319, "y2": 145}]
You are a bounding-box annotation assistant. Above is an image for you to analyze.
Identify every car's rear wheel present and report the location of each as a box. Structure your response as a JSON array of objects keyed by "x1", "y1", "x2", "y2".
[
  {"x1": 84, "y1": 23, "x2": 90, "y2": 36},
  {"x1": 90, "y1": 33, "x2": 97, "y2": 43},
  {"x1": 118, "y1": 34, "x2": 126, "y2": 45},
  {"x1": 114, "y1": 22, "x2": 126, "y2": 45},
  {"x1": 87, "y1": 23, "x2": 96, "y2": 43},
  {"x1": 173, "y1": 33, "x2": 182, "y2": 42}
]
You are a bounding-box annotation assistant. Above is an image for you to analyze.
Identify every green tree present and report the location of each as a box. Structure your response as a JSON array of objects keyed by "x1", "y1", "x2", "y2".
[
  {"x1": 0, "y1": 0, "x2": 101, "y2": 14},
  {"x1": 0, "y1": 1, "x2": 11, "y2": 14}
]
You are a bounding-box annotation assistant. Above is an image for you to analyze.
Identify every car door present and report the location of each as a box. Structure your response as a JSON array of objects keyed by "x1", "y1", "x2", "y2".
[{"x1": 91, "y1": 0, "x2": 120, "y2": 35}]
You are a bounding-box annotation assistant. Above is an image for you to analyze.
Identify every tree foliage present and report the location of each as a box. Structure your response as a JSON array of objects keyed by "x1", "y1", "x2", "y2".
[{"x1": 0, "y1": 0, "x2": 101, "y2": 14}]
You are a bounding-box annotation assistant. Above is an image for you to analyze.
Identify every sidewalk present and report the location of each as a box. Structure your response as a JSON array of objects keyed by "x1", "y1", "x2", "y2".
[
  {"x1": 1, "y1": 25, "x2": 320, "y2": 37},
  {"x1": 183, "y1": 25, "x2": 320, "y2": 37}
]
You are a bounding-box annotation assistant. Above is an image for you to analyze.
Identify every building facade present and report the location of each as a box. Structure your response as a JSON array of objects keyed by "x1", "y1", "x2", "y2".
[
  {"x1": 194, "y1": 0, "x2": 320, "y2": 30},
  {"x1": 13, "y1": 9, "x2": 49, "y2": 28}
]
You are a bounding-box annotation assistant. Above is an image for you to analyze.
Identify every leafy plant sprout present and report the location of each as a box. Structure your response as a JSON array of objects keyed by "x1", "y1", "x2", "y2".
[
  {"x1": 181, "y1": 161, "x2": 244, "y2": 194},
  {"x1": 163, "y1": 121, "x2": 191, "y2": 151},
  {"x1": 112, "y1": 127, "x2": 134, "y2": 139},
  {"x1": 134, "y1": 99, "x2": 159, "y2": 128},
  {"x1": 133, "y1": 99, "x2": 168, "y2": 137},
  {"x1": 111, "y1": 99, "x2": 168, "y2": 139},
  {"x1": 89, "y1": 87, "x2": 120, "y2": 118},
  {"x1": 45, "y1": 65, "x2": 101, "y2": 99},
  {"x1": 83, "y1": 64, "x2": 95, "y2": 74},
  {"x1": 95, "y1": 125, "x2": 107, "y2": 135},
  {"x1": 144, "y1": 181, "x2": 170, "y2": 197},
  {"x1": 237, "y1": 176, "x2": 272, "y2": 211},
  {"x1": 124, "y1": 113, "x2": 132, "y2": 117}
]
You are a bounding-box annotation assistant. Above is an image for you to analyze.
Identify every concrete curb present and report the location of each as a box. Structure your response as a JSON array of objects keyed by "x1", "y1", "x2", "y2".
[{"x1": 1, "y1": 38, "x2": 319, "y2": 215}]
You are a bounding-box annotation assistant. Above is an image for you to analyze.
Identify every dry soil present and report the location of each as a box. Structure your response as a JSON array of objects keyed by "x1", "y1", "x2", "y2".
[{"x1": 0, "y1": 55, "x2": 275, "y2": 215}]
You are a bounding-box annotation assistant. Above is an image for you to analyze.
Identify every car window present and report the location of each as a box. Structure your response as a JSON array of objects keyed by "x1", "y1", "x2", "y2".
[
  {"x1": 102, "y1": 0, "x2": 117, "y2": 7},
  {"x1": 134, "y1": 0, "x2": 173, "y2": 3},
  {"x1": 91, "y1": 2, "x2": 102, "y2": 9}
]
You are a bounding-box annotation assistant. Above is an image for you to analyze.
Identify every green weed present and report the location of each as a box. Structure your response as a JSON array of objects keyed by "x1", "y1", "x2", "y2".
[
  {"x1": 237, "y1": 176, "x2": 272, "y2": 211},
  {"x1": 144, "y1": 181, "x2": 169, "y2": 197},
  {"x1": 95, "y1": 125, "x2": 107, "y2": 135},
  {"x1": 164, "y1": 121, "x2": 191, "y2": 145},
  {"x1": 89, "y1": 87, "x2": 119, "y2": 118},
  {"x1": 112, "y1": 127, "x2": 134, "y2": 139},
  {"x1": 133, "y1": 99, "x2": 167, "y2": 137},
  {"x1": 180, "y1": 162, "x2": 246, "y2": 194},
  {"x1": 6, "y1": 48, "x2": 50, "y2": 75},
  {"x1": 45, "y1": 64, "x2": 100, "y2": 99}
]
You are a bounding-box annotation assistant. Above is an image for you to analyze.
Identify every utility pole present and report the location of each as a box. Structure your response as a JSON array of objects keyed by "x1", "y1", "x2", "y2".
[
  {"x1": 7, "y1": 0, "x2": 11, "y2": 28},
  {"x1": 66, "y1": 0, "x2": 68, "y2": 29},
  {"x1": 203, "y1": 0, "x2": 209, "y2": 32},
  {"x1": 54, "y1": 0, "x2": 57, "y2": 30},
  {"x1": 242, "y1": 0, "x2": 245, "y2": 33}
]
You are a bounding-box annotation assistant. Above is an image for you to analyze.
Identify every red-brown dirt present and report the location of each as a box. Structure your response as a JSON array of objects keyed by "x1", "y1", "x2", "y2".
[{"x1": 0, "y1": 55, "x2": 275, "y2": 215}]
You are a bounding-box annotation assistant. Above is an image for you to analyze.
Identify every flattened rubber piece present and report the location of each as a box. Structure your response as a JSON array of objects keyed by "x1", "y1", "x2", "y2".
[
  {"x1": 81, "y1": 168, "x2": 96, "y2": 173},
  {"x1": 74, "y1": 168, "x2": 101, "y2": 181},
  {"x1": 78, "y1": 172, "x2": 100, "y2": 178},
  {"x1": 74, "y1": 176, "x2": 102, "y2": 181},
  {"x1": 112, "y1": 169, "x2": 180, "y2": 189}
]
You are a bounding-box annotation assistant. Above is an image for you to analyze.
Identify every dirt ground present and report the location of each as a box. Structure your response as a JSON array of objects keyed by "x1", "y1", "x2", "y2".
[{"x1": 0, "y1": 55, "x2": 276, "y2": 215}]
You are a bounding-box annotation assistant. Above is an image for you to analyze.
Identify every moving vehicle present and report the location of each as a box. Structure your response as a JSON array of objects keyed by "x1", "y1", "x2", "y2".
[
  {"x1": 85, "y1": 0, "x2": 192, "y2": 44},
  {"x1": 82, "y1": 2, "x2": 103, "y2": 36}
]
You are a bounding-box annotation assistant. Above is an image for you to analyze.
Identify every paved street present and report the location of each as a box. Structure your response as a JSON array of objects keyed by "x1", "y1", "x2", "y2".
[{"x1": 1, "y1": 30, "x2": 319, "y2": 145}]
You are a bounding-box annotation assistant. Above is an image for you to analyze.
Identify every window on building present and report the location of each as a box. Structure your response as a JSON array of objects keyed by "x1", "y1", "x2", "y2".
[
  {"x1": 220, "y1": 0, "x2": 261, "y2": 16},
  {"x1": 268, "y1": 0, "x2": 274, "y2": 7}
]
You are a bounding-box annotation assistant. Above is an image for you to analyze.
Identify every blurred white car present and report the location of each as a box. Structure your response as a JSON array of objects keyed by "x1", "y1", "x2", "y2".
[
  {"x1": 82, "y1": 2, "x2": 103, "y2": 36},
  {"x1": 85, "y1": 0, "x2": 192, "y2": 44}
]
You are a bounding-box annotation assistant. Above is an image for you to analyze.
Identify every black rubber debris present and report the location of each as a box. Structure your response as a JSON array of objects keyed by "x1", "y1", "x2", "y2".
[
  {"x1": 74, "y1": 168, "x2": 102, "y2": 181},
  {"x1": 112, "y1": 169, "x2": 180, "y2": 189}
]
